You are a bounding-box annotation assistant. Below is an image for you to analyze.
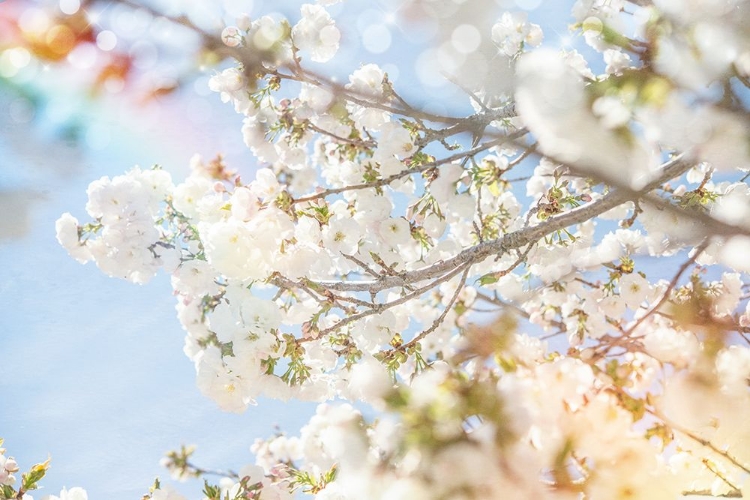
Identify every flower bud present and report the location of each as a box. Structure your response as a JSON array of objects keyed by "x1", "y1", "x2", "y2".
[
  {"x1": 3, "y1": 458, "x2": 19, "y2": 473},
  {"x1": 221, "y1": 26, "x2": 242, "y2": 47}
]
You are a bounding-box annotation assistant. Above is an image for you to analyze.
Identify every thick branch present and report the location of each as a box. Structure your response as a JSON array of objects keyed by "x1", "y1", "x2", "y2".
[
  {"x1": 306, "y1": 154, "x2": 694, "y2": 293},
  {"x1": 681, "y1": 490, "x2": 741, "y2": 498}
]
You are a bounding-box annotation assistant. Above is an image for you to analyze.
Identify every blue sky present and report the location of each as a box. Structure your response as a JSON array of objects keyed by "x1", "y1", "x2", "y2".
[
  {"x1": 0, "y1": 87, "x2": 323, "y2": 498},
  {"x1": 0, "y1": 1, "x2": 578, "y2": 497}
]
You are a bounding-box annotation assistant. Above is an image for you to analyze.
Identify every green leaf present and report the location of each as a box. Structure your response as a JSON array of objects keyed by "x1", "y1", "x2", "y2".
[
  {"x1": 645, "y1": 423, "x2": 673, "y2": 446},
  {"x1": 477, "y1": 273, "x2": 499, "y2": 286},
  {"x1": 21, "y1": 457, "x2": 51, "y2": 491},
  {"x1": 202, "y1": 481, "x2": 221, "y2": 500},
  {"x1": 618, "y1": 391, "x2": 646, "y2": 422},
  {"x1": 322, "y1": 465, "x2": 337, "y2": 485},
  {"x1": 150, "y1": 477, "x2": 161, "y2": 493},
  {"x1": 1, "y1": 484, "x2": 17, "y2": 500}
]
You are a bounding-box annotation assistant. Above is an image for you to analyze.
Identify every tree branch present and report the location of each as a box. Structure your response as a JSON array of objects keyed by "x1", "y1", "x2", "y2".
[
  {"x1": 291, "y1": 129, "x2": 528, "y2": 205},
  {"x1": 304, "y1": 154, "x2": 695, "y2": 293},
  {"x1": 311, "y1": 260, "x2": 474, "y2": 338}
]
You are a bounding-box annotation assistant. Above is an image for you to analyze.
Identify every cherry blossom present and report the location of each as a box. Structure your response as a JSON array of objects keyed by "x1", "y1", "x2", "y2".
[{"x1": 40, "y1": 0, "x2": 750, "y2": 498}]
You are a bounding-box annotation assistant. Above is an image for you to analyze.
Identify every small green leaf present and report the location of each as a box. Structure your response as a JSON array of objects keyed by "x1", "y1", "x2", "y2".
[
  {"x1": 645, "y1": 423, "x2": 673, "y2": 446},
  {"x1": 203, "y1": 481, "x2": 221, "y2": 500},
  {"x1": 0, "y1": 484, "x2": 16, "y2": 500},
  {"x1": 150, "y1": 477, "x2": 161, "y2": 493},
  {"x1": 2, "y1": 484, "x2": 17, "y2": 499},
  {"x1": 477, "y1": 273, "x2": 499, "y2": 286}
]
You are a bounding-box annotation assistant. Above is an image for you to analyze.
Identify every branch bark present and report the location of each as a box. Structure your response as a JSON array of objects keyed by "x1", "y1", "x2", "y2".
[{"x1": 306, "y1": 153, "x2": 695, "y2": 293}]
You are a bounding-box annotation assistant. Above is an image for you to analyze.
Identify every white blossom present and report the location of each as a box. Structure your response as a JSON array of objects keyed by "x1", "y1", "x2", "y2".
[{"x1": 292, "y1": 4, "x2": 341, "y2": 63}]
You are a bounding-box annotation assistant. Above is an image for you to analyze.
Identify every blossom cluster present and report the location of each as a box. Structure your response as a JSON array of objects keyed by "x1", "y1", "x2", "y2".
[
  {"x1": 0, "y1": 445, "x2": 19, "y2": 491},
  {"x1": 0, "y1": 438, "x2": 89, "y2": 500},
  {"x1": 51, "y1": 0, "x2": 750, "y2": 498}
]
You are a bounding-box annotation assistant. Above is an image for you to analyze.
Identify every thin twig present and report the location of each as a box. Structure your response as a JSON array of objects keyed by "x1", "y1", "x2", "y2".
[
  {"x1": 624, "y1": 240, "x2": 708, "y2": 335},
  {"x1": 474, "y1": 291, "x2": 567, "y2": 332},
  {"x1": 292, "y1": 130, "x2": 527, "y2": 205},
  {"x1": 396, "y1": 265, "x2": 472, "y2": 353},
  {"x1": 650, "y1": 407, "x2": 750, "y2": 476},
  {"x1": 313, "y1": 261, "x2": 473, "y2": 338}
]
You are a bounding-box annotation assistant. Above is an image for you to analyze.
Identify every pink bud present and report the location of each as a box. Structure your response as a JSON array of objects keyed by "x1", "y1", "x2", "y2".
[
  {"x1": 4, "y1": 459, "x2": 19, "y2": 473},
  {"x1": 221, "y1": 26, "x2": 242, "y2": 47}
]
